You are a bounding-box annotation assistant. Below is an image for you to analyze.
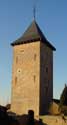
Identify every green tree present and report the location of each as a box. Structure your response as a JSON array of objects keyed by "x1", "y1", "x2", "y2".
[{"x1": 59, "y1": 84, "x2": 67, "y2": 115}]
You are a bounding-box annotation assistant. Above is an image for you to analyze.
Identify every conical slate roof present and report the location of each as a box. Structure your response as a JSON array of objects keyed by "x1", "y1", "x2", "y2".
[{"x1": 11, "y1": 20, "x2": 56, "y2": 50}]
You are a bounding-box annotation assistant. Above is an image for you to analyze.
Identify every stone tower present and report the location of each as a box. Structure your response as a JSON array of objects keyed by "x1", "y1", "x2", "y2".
[{"x1": 11, "y1": 20, "x2": 56, "y2": 116}]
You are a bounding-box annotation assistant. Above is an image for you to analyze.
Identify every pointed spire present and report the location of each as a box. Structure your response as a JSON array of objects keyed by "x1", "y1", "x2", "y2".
[{"x1": 11, "y1": 20, "x2": 56, "y2": 51}]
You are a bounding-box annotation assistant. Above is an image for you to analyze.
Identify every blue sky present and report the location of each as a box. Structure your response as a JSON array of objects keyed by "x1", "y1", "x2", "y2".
[{"x1": 0, "y1": 0, "x2": 67, "y2": 105}]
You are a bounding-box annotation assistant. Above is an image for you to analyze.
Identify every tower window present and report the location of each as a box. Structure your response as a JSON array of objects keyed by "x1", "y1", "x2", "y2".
[
  {"x1": 20, "y1": 50, "x2": 24, "y2": 53},
  {"x1": 33, "y1": 75, "x2": 36, "y2": 82},
  {"x1": 34, "y1": 54, "x2": 37, "y2": 60},
  {"x1": 15, "y1": 77, "x2": 17, "y2": 85},
  {"x1": 46, "y1": 67, "x2": 48, "y2": 73}
]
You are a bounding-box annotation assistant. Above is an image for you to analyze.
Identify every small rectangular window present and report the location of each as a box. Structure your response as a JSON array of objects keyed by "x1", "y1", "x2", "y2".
[{"x1": 20, "y1": 50, "x2": 24, "y2": 52}]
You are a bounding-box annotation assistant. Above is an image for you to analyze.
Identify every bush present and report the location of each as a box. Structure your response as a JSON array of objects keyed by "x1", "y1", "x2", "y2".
[
  {"x1": 61, "y1": 106, "x2": 67, "y2": 115},
  {"x1": 59, "y1": 84, "x2": 67, "y2": 115}
]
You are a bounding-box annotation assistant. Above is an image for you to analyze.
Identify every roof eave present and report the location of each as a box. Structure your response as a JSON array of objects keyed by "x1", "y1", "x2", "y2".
[
  {"x1": 11, "y1": 38, "x2": 56, "y2": 51},
  {"x1": 41, "y1": 38, "x2": 56, "y2": 51},
  {"x1": 11, "y1": 38, "x2": 40, "y2": 46}
]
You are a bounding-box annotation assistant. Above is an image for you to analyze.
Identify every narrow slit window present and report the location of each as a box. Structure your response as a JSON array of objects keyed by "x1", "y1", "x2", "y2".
[
  {"x1": 34, "y1": 75, "x2": 36, "y2": 82},
  {"x1": 46, "y1": 67, "x2": 48, "y2": 73},
  {"x1": 34, "y1": 54, "x2": 37, "y2": 60},
  {"x1": 15, "y1": 77, "x2": 17, "y2": 85}
]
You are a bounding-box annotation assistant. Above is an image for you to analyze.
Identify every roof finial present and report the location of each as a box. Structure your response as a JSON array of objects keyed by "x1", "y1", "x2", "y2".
[{"x1": 33, "y1": 4, "x2": 36, "y2": 20}]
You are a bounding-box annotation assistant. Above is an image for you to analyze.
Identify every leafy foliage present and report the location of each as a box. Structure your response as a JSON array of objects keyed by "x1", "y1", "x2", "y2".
[{"x1": 59, "y1": 84, "x2": 67, "y2": 115}]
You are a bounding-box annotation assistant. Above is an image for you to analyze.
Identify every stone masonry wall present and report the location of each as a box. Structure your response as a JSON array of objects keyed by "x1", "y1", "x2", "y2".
[
  {"x1": 11, "y1": 40, "x2": 53, "y2": 116},
  {"x1": 11, "y1": 41, "x2": 40, "y2": 116},
  {"x1": 40, "y1": 42, "x2": 53, "y2": 114}
]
